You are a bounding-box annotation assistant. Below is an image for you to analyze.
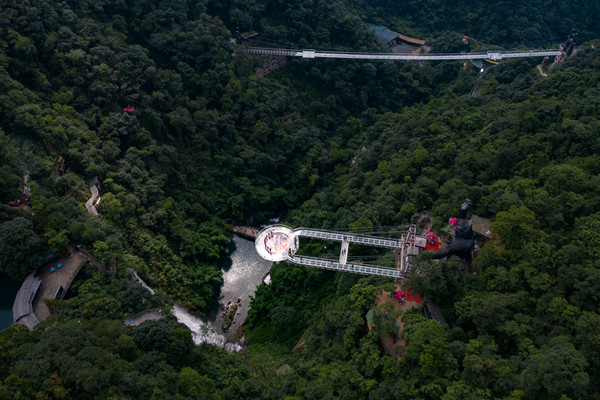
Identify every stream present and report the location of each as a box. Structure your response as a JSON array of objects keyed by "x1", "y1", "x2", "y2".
[
  {"x1": 172, "y1": 235, "x2": 272, "y2": 351},
  {"x1": 2, "y1": 235, "x2": 270, "y2": 350}
]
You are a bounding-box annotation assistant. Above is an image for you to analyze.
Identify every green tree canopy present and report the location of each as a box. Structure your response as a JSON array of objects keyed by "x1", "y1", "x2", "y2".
[
  {"x1": 0, "y1": 217, "x2": 45, "y2": 280},
  {"x1": 521, "y1": 336, "x2": 589, "y2": 400}
]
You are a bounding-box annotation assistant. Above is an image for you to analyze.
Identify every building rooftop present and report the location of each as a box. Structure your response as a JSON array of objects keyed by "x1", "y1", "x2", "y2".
[
  {"x1": 368, "y1": 24, "x2": 426, "y2": 46},
  {"x1": 472, "y1": 215, "x2": 492, "y2": 238},
  {"x1": 368, "y1": 24, "x2": 400, "y2": 45}
]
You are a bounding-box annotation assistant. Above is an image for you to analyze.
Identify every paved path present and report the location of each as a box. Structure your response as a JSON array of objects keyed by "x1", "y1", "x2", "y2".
[
  {"x1": 123, "y1": 309, "x2": 165, "y2": 326},
  {"x1": 13, "y1": 243, "x2": 113, "y2": 329},
  {"x1": 75, "y1": 246, "x2": 114, "y2": 275},
  {"x1": 85, "y1": 178, "x2": 101, "y2": 215},
  {"x1": 14, "y1": 251, "x2": 88, "y2": 330},
  {"x1": 128, "y1": 268, "x2": 155, "y2": 295},
  {"x1": 32, "y1": 252, "x2": 87, "y2": 322},
  {"x1": 12, "y1": 273, "x2": 42, "y2": 329}
]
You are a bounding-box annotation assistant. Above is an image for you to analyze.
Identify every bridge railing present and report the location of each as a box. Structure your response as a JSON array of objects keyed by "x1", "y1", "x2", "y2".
[
  {"x1": 294, "y1": 227, "x2": 406, "y2": 249},
  {"x1": 290, "y1": 255, "x2": 403, "y2": 278},
  {"x1": 243, "y1": 47, "x2": 562, "y2": 61},
  {"x1": 243, "y1": 47, "x2": 301, "y2": 57}
]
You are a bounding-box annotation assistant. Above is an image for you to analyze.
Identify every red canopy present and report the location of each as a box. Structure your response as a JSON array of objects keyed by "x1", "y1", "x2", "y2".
[{"x1": 394, "y1": 290, "x2": 405, "y2": 300}]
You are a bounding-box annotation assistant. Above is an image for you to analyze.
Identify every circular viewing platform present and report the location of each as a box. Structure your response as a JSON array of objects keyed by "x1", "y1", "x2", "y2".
[{"x1": 255, "y1": 225, "x2": 298, "y2": 262}]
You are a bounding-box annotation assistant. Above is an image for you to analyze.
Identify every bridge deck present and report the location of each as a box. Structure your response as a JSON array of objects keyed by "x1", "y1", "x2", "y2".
[
  {"x1": 295, "y1": 228, "x2": 404, "y2": 249},
  {"x1": 290, "y1": 255, "x2": 403, "y2": 279},
  {"x1": 244, "y1": 47, "x2": 562, "y2": 62},
  {"x1": 339, "y1": 238, "x2": 349, "y2": 264}
]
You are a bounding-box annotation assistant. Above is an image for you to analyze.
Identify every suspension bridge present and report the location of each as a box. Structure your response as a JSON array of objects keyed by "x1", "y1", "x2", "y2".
[
  {"x1": 243, "y1": 29, "x2": 579, "y2": 64},
  {"x1": 255, "y1": 225, "x2": 433, "y2": 279},
  {"x1": 244, "y1": 47, "x2": 563, "y2": 62}
]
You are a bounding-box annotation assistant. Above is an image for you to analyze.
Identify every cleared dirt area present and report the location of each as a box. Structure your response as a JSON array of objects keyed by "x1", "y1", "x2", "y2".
[{"x1": 373, "y1": 285, "x2": 422, "y2": 360}]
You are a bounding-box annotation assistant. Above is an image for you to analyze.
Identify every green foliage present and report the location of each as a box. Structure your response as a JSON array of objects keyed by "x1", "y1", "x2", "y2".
[
  {"x1": 0, "y1": 130, "x2": 20, "y2": 201},
  {"x1": 0, "y1": 217, "x2": 45, "y2": 280},
  {"x1": 521, "y1": 336, "x2": 589, "y2": 400},
  {"x1": 490, "y1": 205, "x2": 542, "y2": 250},
  {"x1": 572, "y1": 212, "x2": 600, "y2": 259},
  {"x1": 247, "y1": 263, "x2": 335, "y2": 347},
  {"x1": 46, "y1": 228, "x2": 69, "y2": 255},
  {"x1": 349, "y1": 281, "x2": 378, "y2": 312},
  {"x1": 1, "y1": 0, "x2": 600, "y2": 398},
  {"x1": 270, "y1": 304, "x2": 296, "y2": 333},
  {"x1": 0, "y1": 318, "x2": 240, "y2": 399},
  {"x1": 82, "y1": 296, "x2": 122, "y2": 319},
  {"x1": 179, "y1": 367, "x2": 219, "y2": 399},
  {"x1": 133, "y1": 319, "x2": 194, "y2": 367},
  {"x1": 404, "y1": 318, "x2": 455, "y2": 379},
  {"x1": 407, "y1": 257, "x2": 464, "y2": 305},
  {"x1": 359, "y1": 0, "x2": 600, "y2": 50}
]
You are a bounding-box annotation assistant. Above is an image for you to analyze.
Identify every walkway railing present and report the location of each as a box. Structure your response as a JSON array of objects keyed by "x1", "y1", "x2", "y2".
[
  {"x1": 295, "y1": 228, "x2": 404, "y2": 249},
  {"x1": 290, "y1": 255, "x2": 403, "y2": 278},
  {"x1": 12, "y1": 273, "x2": 42, "y2": 329}
]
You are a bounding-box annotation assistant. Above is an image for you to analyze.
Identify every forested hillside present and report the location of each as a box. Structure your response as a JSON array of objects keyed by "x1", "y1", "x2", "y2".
[
  {"x1": 358, "y1": 0, "x2": 600, "y2": 48},
  {"x1": 1, "y1": 0, "x2": 600, "y2": 398}
]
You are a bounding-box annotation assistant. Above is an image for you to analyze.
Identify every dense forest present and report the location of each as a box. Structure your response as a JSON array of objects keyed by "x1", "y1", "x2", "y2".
[{"x1": 1, "y1": 0, "x2": 600, "y2": 398}]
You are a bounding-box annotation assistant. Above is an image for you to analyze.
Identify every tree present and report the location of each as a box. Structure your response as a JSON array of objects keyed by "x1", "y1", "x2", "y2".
[
  {"x1": 100, "y1": 192, "x2": 123, "y2": 222},
  {"x1": 461, "y1": 338, "x2": 513, "y2": 394},
  {"x1": 521, "y1": 336, "x2": 589, "y2": 400},
  {"x1": 406, "y1": 257, "x2": 463, "y2": 305},
  {"x1": 68, "y1": 221, "x2": 98, "y2": 245},
  {"x1": 270, "y1": 304, "x2": 297, "y2": 333},
  {"x1": 82, "y1": 296, "x2": 122, "y2": 319},
  {"x1": 538, "y1": 164, "x2": 588, "y2": 196},
  {"x1": 442, "y1": 381, "x2": 493, "y2": 400},
  {"x1": 0, "y1": 129, "x2": 20, "y2": 200},
  {"x1": 572, "y1": 212, "x2": 600, "y2": 259},
  {"x1": 46, "y1": 229, "x2": 70, "y2": 256},
  {"x1": 490, "y1": 205, "x2": 542, "y2": 251},
  {"x1": 575, "y1": 312, "x2": 600, "y2": 388},
  {"x1": 179, "y1": 367, "x2": 218, "y2": 399},
  {"x1": 132, "y1": 319, "x2": 193, "y2": 366},
  {"x1": 349, "y1": 282, "x2": 378, "y2": 312},
  {"x1": 404, "y1": 318, "x2": 456, "y2": 379},
  {"x1": 0, "y1": 217, "x2": 45, "y2": 280}
]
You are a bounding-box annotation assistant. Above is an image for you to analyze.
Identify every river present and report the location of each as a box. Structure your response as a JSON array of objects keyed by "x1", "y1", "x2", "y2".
[
  {"x1": 0, "y1": 235, "x2": 270, "y2": 347},
  {"x1": 172, "y1": 235, "x2": 272, "y2": 351},
  {"x1": 0, "y1": 273, "x2": 20, "y2": 331}
]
